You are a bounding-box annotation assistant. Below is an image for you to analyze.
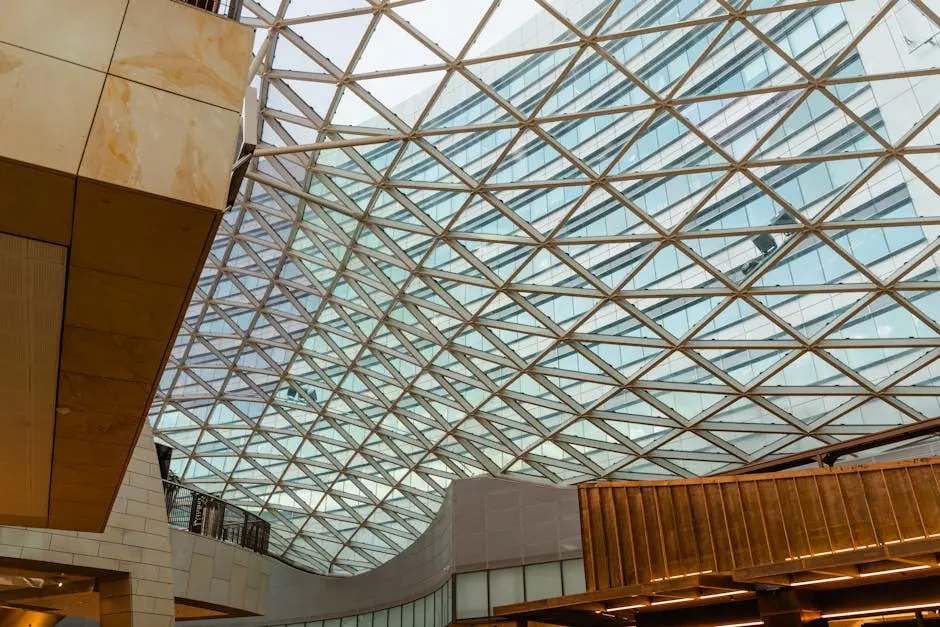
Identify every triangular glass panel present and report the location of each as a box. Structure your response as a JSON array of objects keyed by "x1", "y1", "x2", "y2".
[
  {"x1": 703, "y1": 398, "x2": 795, "y2": 428},
  {"x1": 694, "y1": 348, "x2": 784, "y2": 385},
  {"x1": 490, "y1": 129, "x2": 584, "y2": 184},
  {"x1": 676, "y1": 21, "x2": 796, "y2": 99},
  {"x1": 625, "y1": 244, "x2": 704, "y2": 290},
  {"x1": 643, "y1": 351, "x2": 727, "y2": 387},
  {"x1": 357, "y1": 70, "x2": 447, "y2": 129},
  {"x1": 829, "y1": 398, "x2": 916, "y2": 429},
  {"x1": 751, "y1": 290, "x2": 868, "y2": 340},
  {"x1": 693, "y1": 297, "x2": 789, "y2": 341},
  {"x1": 389, "y1": 140, "x2": 460, "y2": 184},
  {"x1": 452, "y1": 193, "x2": 529, "y2": 236},
  {"x1": 543, "y1": 48, "x2": 654, "y2": 117},
  {"x1": 826, "y1": 346, "x2": 932, "y2": 384},
  {"x1": 602, "y1": 0, "x2": 727, "y2": 36},
  {"x1": 354, "y1": 16, "x2": 443, "y2": 74},
  {"x1": 900, "y1": 290, "x2": 940, "y2": 326},
  {"x1": 290, "y1": 12, "x2": 373, "y2": 72},
  {"x1": 421, "y1": 70, "x2": 507, "y2": 129},
  {"x1": 466, "y1": 0, "x2": 572, "y2": 59},
  {"x1": 829, "y1": 294, "x2": 939, "y2": 340},
  {"x1": 332, "y1": 86, "x2": 396, "y2": 128},
  {"x1": 470, "y1": 46, "x2": 577, "y2": 116},
  {"x1": 393, "y1": 0, "x2": 493, "y2": 57},
  {"x1": 752, "y1": 234, "x2": 867, "y2": 289},
  {"x1": 762, "y1": 351, "x2": 857, "y2": 387}
]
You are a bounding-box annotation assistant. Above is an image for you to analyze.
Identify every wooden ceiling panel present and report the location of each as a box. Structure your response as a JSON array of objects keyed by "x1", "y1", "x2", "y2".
[
  {"x1": 0, "y1": 159, "x2": 74, "y2": 246},
  {"x1": 0, "y1": 234, "x2": 66, "y2": 526},
  {"x1": 60, "y1": 326, "x2": 167, "y2": 383},
  {"x1": 71, "y1": 179, "x2": 218, "y2": 288},
  {"x1": 63, "y1": 267, "x2": 187, "y2": 340}
]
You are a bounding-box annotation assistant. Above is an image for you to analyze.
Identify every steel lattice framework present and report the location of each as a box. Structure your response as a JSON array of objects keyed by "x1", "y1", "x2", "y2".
[{"x1": 150, "y1": 0, "x2": 940, "y2": 574}]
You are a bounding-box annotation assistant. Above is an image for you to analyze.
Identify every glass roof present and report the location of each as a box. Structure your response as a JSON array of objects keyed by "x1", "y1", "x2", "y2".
[{"x1": 150, "y1": 0, "x2": 940, "y2": 574}]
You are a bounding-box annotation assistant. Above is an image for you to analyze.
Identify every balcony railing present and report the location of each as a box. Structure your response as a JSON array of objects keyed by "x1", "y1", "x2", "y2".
[
  {"x1": 176, "y1": 0, "x2": 243, "y2": 21},
  {"x1": 162, "y1": 479, "x2": 270, "y2": 555}
]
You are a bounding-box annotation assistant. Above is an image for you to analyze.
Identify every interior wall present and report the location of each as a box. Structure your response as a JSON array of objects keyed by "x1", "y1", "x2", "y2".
[
  {"x1": 184, "y1": 476, "x2": 581, "y2": 627},
  {"x1": 0, "y1": 425, "x2": 175, "y2": 627}
]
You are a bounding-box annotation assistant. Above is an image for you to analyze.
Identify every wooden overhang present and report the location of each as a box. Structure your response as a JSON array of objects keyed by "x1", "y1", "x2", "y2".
[{"x1": 496, "y1": 457, "x2": 940, "y2": 627}]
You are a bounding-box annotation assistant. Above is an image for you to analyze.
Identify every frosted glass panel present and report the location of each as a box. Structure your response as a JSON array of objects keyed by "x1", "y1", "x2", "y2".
[
  {"x1": 525, "y1": 562, "x2": 562, "y2": 601},
  {"x1": 488, "y1": 567, "x2": 524, "y2": 614},
  {"x1": 388, "y1": 606, "x2": 401, "y2": 627},
  {"x1": 562, "y1": 559, "x2": 586, "y2": 595},
  {"x1": 456, "y1": 572, "x2": 488, "y2": 619}
]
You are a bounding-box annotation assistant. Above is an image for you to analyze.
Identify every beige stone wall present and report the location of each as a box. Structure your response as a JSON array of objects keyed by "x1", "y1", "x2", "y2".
[
  {"x1": 170, "y1": 530, "x2": 270, "y2": 616},
  {"x1": 0, "y1": 0, "x2": 252, "y2": 210},
  {"x1": 0, "y1": 425, "x2": 175, "y2": 627},
  {"x1": 0, "y1": 425, "x2": 271, "y2": 624},
  {"x1": 0, "y1": 0, "x2": 254, "y2": 532}
]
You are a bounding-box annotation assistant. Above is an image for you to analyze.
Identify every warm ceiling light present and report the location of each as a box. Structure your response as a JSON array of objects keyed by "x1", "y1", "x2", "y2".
[
  {"x1": 791, "y1": 576, "x2": 853, "y2": 587},
  {"x1": 823, "y1": 602, "x2": 940, "y2": 619},
  {"x1": 607, "y1": 604, "x2": 646, "y2": 612},
  {"x1": 859, "y1": 565, "x2": 932, "y2": 577},
  {"x1": 651, "y1": 598, "x2": 694, "y2": 606},
  {"x1": 700, "y1": 591, "x2": 749, "y2": 600}
]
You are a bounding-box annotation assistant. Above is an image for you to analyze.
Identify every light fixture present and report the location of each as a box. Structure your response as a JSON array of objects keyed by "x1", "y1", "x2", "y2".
[
  {"x1": 822, "y1": 602, "x2": 940, "y2": 619},
  {"x1": 700, "y1": 591, "x2": 749, "y2": 600},
  {"x1": 859, "y1": 565, "x2": 931, "y2": 578},
  {"x1": 607, "y1": 603, "x2": 646, "y2": 612},
  {"x1": 651, "y1": 597, "x2": 694, "y2": 606},
  {"x1": 791, "y1": 576, "x2": 852, "y2": 587}
]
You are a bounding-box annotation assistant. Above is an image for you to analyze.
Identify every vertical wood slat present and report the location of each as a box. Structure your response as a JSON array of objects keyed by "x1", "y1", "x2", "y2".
[
  {"x1": 641, "y1": 487, "x2": 667, "y2": 581},
  {"x1": 675, "y1": 485, "x2": 701, "y2": 576},
  {"x1": 693, "y1": 484, "x2": 719, "y2": 574},
  {"x1": 578, "y1": 486, "x2": 597, "y2": 592},
  {"x1": 600, "y1": 487, "x2": 624, "y2": 587},
  {"x1": 577, "y1": 459, "x2": 940, "y2": 591},
  {"x1": 629, "y1": 486, "x2": 653, "y2": 586},
  {"x1": 614, "y1": 487, "x2": 637, "y2": 586},
  {"x1": 588, "y1": 487, "x2": 610, "y2": 590},
  {"x1": 909, "y1": 466, "x2": 940, "y2": 536}
]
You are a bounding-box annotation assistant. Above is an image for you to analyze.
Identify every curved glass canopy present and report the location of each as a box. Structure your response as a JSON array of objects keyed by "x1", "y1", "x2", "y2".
[{"x1": 149, "y1": 0, "x2": 940, "y2": 574}]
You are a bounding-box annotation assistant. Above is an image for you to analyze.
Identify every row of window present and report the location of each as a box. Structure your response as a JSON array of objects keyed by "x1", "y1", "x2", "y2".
[{"x1": 266, "y1": 559, "x2": 586, "y2": 627}]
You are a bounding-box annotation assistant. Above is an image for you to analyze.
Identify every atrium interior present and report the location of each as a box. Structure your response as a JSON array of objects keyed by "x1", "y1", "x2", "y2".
[{"x1": 0, "y1": 0, "x2": 939, "y2": 626}]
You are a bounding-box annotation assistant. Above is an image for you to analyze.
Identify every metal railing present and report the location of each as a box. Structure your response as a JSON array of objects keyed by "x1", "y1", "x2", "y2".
[
  {"x1": 163, "y1": 480, "x2": 270, "y2": 554},
  {"x1": 175, "y1": 0, "x2": 244, "y2": 21}
]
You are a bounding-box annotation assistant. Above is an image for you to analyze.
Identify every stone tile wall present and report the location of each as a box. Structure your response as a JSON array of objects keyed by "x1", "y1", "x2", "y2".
[
  {"x1": 0, "y1": 426, "x2": 175, "y2": 627},
  {"x1": 171, "y1": 530, "x2": 270, "y2": 615}
]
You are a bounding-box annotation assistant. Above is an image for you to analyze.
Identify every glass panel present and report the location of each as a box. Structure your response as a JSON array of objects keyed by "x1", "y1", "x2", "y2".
[
  {"x1": 456, "y1": 572, "x2": 488, "y2": 619},
  {"x1": 489, "y1": 567, "x2": 525, "y2": 615},
  {"x1": 402, "y1": 602, "x2": 414, "y2": 627},
  {"x1": 388, "y1": 606, "x2": 402, "y2": 627},
  {"x1": 562, "y1": 559, "x2": 587, "y2": 595},
  {"x1": 525, "y1": 563, "x2": 563, "y2": 601}
]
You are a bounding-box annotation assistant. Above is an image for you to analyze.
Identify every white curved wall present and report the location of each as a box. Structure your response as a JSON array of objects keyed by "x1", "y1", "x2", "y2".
[{"x1": 189, "y1": 477, "x2": 580, "y2": 627}]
